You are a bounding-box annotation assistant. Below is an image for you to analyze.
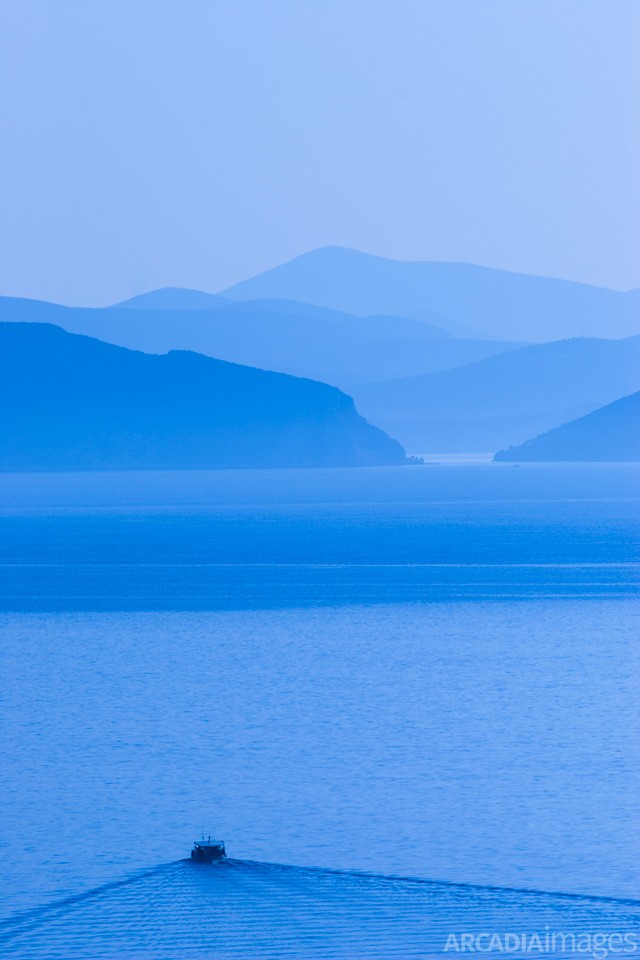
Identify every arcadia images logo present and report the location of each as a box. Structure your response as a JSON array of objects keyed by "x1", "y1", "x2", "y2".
[{"x1": 443, "y1": 930, "x2": 639, "y2": 959}]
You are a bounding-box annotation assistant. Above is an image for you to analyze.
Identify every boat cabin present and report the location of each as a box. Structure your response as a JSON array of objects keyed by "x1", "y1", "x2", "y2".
[{"x1": 191, "y1": 836, "x2": 226, "y2": 862}]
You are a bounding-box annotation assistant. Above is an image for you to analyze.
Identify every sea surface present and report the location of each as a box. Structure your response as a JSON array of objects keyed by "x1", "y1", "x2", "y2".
[{"x1": 0, "y1": 463, "x2": 638, "y2": 957}]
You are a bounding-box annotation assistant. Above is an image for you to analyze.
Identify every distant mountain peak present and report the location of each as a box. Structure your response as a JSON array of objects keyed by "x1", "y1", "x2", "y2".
[
  {"x1": 220, "y1": 247, "x2": 638, "y2": 342},
  {"x1": 112, "y1": 287, "x2": 229, "y2": 311}
]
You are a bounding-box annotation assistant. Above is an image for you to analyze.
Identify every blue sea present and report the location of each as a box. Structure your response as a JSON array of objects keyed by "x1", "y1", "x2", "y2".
[{"x1": 1, "y1": 463, "x2": 639, "y2": 957}]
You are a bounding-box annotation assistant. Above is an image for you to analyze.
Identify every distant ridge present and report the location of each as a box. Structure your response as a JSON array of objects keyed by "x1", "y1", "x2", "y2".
[
  {"x1": 221, "y1": 246, "x2": 640, "y2": 342},
  {"x1": 112, "y1": 287, "x2": 230, "y2": 311},
  {"x1": 0, "y1": 322, "x2": 407, "y2": 471},
  {"x1": 352, "y1": 335, "x2": 640, "y2": 453},
  {"x1": 0, "y1": 295, "x2": 521, "y2": 388},
  {"x1": 112, "y1": 291, "x2": 456, "y2": 339},
  {"x1": 494, "y1": 392, "x2": 640, "y2": 462}
]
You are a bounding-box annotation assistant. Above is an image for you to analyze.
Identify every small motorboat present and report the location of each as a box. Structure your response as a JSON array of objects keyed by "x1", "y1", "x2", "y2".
[{"x1": 191, "y1": 836, "x2": 226, "y2": 862}]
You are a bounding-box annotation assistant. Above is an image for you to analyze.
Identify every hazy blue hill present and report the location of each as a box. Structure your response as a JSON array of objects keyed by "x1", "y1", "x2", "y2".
[
  {"x1": 232, "y1": 298, "x2": 456, "y2": 340},
  {"x1": 112, "y1": 287, "x2": 231, "y2": 311},
  {"x1": 400, "y1": 308, "x2": 487, "y2": 340},
  {"x1": 0, "y1": 295, "x2": 520, "y2": 388},
  {"x1": 494, "y1": 391, "x2": 640, "y2": 461},
  {"x1": 221, "y1": 246, "x2": 640, "y2": 342},
  {"x1": 113, "y1": 290, "x2": 455, "y2": 339},
  {"x1": 0, "y1": 323, "x2": 407, "y2": 471},
  {"x1": 352, "y1": 335, "x2": 640, "y2": 453}
]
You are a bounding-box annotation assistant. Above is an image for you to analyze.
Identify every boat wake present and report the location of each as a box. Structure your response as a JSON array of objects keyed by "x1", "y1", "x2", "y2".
[{"x1": 1, "y1": 860, "x2": 639, "y2": 959}]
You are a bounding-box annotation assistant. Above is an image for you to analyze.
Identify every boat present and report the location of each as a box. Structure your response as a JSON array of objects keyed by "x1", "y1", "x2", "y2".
[{"x1": 191, "y1": 836, "x2": 227, "y2": 862}]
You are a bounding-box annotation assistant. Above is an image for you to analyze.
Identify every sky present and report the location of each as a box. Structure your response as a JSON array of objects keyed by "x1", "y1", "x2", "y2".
[{"x1": 0, "y1": 0, "x2": 638, "y2": 305}]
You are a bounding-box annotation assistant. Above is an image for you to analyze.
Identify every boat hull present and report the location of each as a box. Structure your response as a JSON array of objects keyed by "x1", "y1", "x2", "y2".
[{"x1": 191, "y1": 843, "x2": 226, "y2": 862}]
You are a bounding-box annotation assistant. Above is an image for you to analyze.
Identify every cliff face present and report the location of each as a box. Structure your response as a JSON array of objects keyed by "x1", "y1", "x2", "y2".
[
  {"x1": 0, "y1": 323, "x2": 407, "y2": 470},
  {"x1": 494, "y1": 391, "x2": 640, "y2": 462}
]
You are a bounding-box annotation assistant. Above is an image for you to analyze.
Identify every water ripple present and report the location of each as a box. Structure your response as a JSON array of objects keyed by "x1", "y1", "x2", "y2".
[{"x1": 2, "y1": 861, "x2": 639, "y2": 959}]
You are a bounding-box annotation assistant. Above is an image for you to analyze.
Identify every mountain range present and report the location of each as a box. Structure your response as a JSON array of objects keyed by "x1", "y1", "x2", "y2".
[
  {"x1": 0, "y1": 295, "x2": 522, "y2": 389},
  {"x1": 0, "y1": 323, "x2": 406, "y2": 471},
  {"x1": 222, "y1": 246, "x2": 640, "y2": 342},
  {"x1": 3, "y1": 247, "x2": 639, "y2": 462},
  {"x1": 494, "y1": 391, "x2": 640, "y2": 462}
]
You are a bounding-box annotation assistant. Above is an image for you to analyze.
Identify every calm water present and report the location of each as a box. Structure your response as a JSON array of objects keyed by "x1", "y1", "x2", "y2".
[{"x1": 0, "y1": 464, "x2": 638, "y2": 956}]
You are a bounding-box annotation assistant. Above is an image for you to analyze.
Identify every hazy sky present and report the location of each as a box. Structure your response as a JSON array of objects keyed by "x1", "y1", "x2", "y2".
[{"x1": 1, "y1": 0, "x2": 638, "y2": 305}]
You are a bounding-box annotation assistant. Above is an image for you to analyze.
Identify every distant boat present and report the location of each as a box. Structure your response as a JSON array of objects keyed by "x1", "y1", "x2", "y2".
[{"x1": 191, "y1": 836, "x2": 226, "y2": 862}]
